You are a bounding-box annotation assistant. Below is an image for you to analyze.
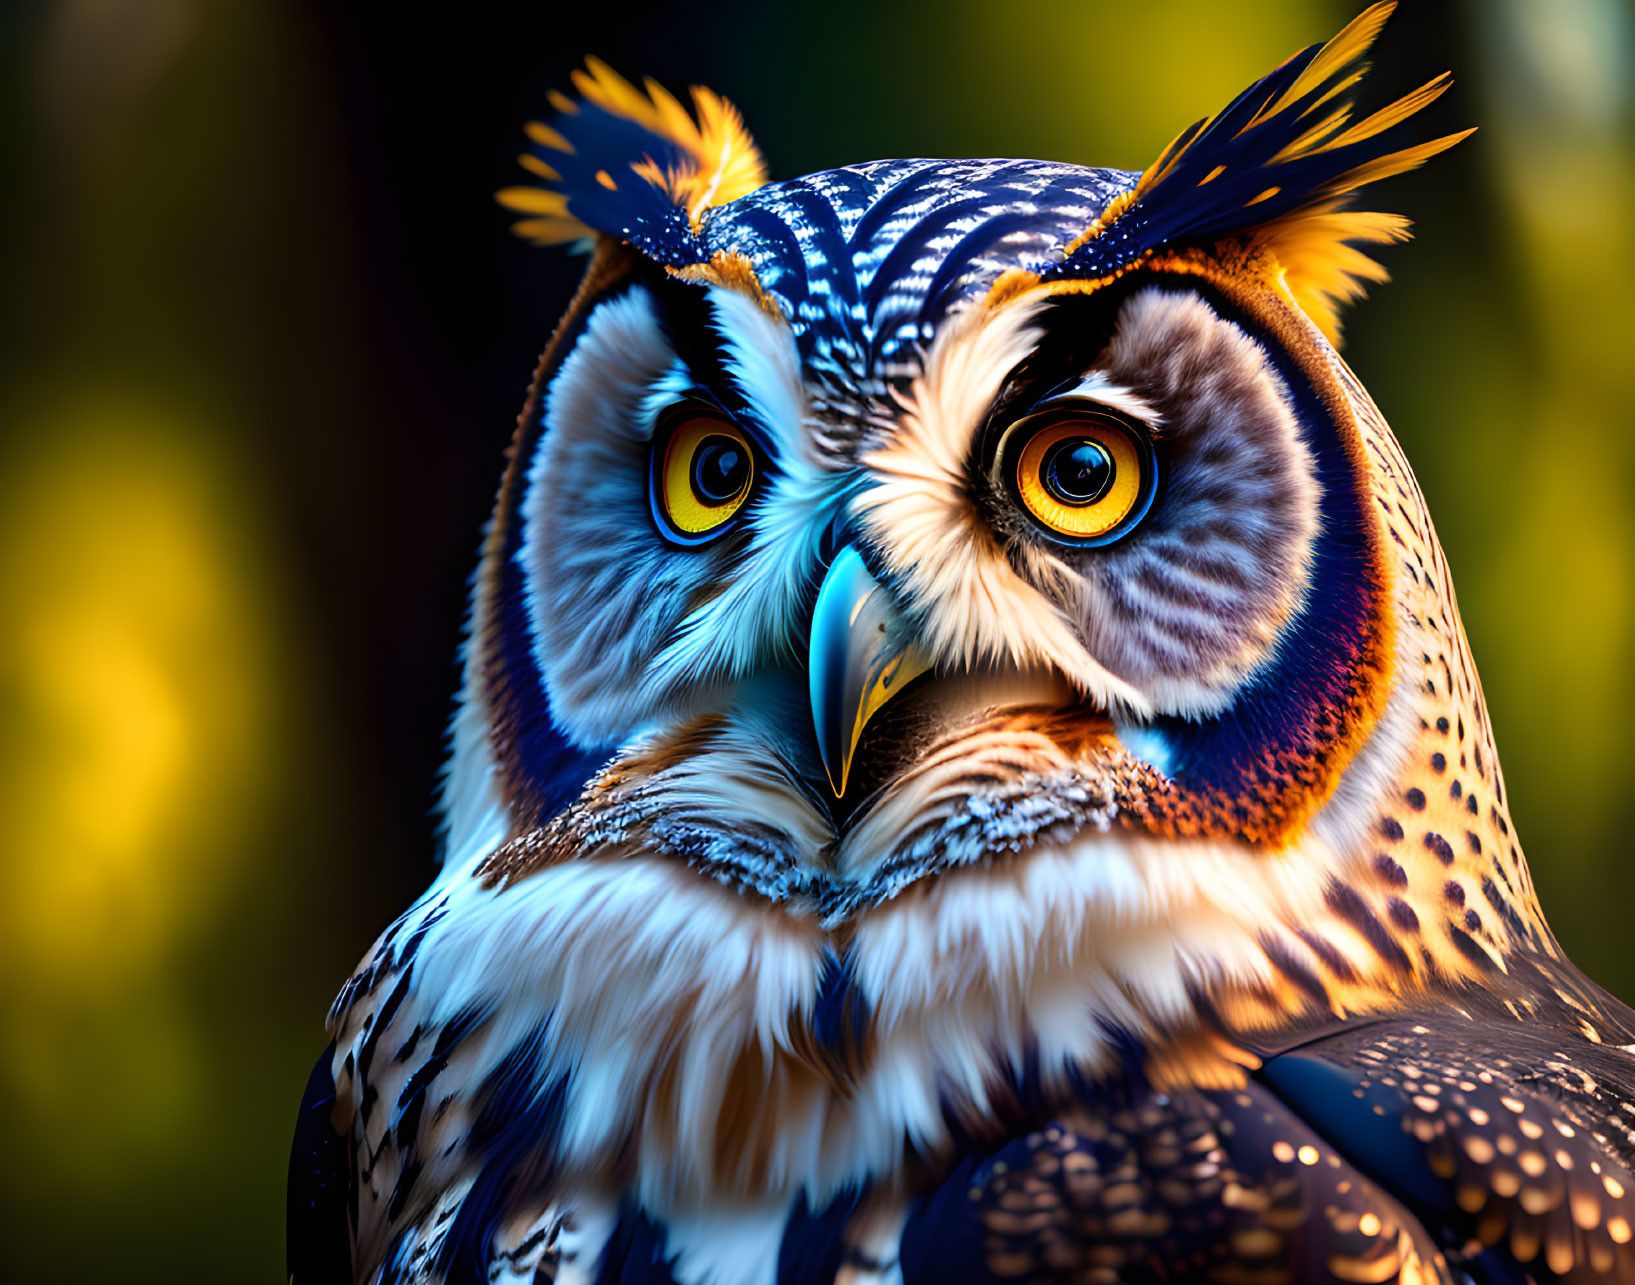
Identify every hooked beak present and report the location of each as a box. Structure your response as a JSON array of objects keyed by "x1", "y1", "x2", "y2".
[{"x1": 808, "y1": 545, "x2": 933, "y2": 797}]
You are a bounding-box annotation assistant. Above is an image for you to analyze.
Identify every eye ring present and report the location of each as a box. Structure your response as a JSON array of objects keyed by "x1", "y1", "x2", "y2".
[
  {"x1": 997, "y1": 404, "x2": 1158, "y2": 547},
  {"x1": 649, "y1": 404, "x2": 757, "y2": 545}
]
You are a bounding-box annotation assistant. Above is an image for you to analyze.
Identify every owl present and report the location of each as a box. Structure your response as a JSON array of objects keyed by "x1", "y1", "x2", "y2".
[{"x1": 288, "y1": 5, "x2": 1635, "y2": 1283}]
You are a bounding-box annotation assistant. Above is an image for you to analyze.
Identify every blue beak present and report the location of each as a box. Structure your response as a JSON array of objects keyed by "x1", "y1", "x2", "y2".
[{"x1": 808, "y1": 545, "x2": 932, "y2": 797}]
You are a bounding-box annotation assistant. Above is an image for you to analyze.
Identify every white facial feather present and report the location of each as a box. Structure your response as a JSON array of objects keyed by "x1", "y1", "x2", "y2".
[
  {"x1": 646, "y1": 288, "x2": 849, "y2": 690},
  {"x1": 523, "y1": 286, "x2": 698, "y2": 745},
  {"x1": 854, "y1": 300, "x2": 1152, "y2": 715},
  {"x1": 1069, "y1": 287, "x2": 1322, "y2": 716},
  {"x1": 435, "y1": 575, "x2": 509, "y2": 883},
  {"x1": 527, "y1": 283, "x2": 862, "y2": 745},
  {"x1": 852, "y1": 286, "x2": 1320, "y2": 722}
]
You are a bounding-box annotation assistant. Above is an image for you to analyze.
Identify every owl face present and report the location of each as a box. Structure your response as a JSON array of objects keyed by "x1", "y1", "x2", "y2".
[
  {"x1": 477, "y1": 150, "x2": 1399, "y2": 898},
  {"x1": 521, "y1": 206, "x2": 1330, "y2": 814}
]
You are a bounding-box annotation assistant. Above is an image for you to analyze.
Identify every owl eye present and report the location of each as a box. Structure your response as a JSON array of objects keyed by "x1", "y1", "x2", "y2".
[
  {"x1": 1000, "y1": 405, "x2": 1157, "y2": 546},
  {"x1": 650, "y1": 407, "x2": 756, "y2": 544}
]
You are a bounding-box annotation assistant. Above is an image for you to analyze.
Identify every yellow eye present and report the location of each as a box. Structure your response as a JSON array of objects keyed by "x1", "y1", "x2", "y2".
[
  {"x1": 652, "y1": 412, "x2": 755, "y2": 543},
  {"x1": 1006, "y1": 408, "x2": 1156, "y2": 545}
]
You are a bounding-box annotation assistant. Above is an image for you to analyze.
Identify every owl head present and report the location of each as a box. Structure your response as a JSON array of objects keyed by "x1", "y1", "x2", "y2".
[{"x1": 441, "y1": 2, "x2": 1548, "y2": 1058}]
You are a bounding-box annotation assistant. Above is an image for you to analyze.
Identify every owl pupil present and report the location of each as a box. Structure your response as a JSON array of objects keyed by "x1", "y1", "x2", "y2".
[
  {"x1": 1042, "y1": 438, "x2": 1114, "y2": 506},
  {"x1": 691, "y1": 436, "x2": 749, "y2": 506}
]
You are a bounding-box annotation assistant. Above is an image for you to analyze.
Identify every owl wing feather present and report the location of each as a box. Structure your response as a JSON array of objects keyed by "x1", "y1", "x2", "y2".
[
  {"x1": 901, "y1": 969, "x2": 1635, "y2": 1284},
  {"x1": 294, "y1": 981, "x2": 1635, "y2": 1283},
  {"x1": 1253, "y1": 972, "x2": 1635, "y2": 1282},
  {"x1": 900, "y1": 1075, "x2": 1456, "y2": 1284}
]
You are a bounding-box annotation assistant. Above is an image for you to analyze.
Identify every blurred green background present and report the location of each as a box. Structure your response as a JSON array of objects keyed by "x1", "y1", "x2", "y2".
[{"x1": 0, "y1": 0, "x2": 1630, "y2": 1279}]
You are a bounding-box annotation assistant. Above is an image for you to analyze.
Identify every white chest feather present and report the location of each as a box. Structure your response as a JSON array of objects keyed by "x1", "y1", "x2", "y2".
[{"x1": 335, "y1": 817, "x2": 1370, "y2": 1223}]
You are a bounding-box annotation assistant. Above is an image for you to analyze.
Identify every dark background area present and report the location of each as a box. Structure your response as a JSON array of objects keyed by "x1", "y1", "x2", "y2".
[{"x1": 1, "y1": 1, "x2": 1630, "y2": 1278}]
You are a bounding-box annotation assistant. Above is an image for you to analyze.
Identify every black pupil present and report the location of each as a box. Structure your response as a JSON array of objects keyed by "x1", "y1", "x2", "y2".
[
  {"x1": 691, "y1": 435, "x2": 749, "y2": 506},
  {"x1": 1041, "y1": 437, "x2": 1114, "y2": 506}
]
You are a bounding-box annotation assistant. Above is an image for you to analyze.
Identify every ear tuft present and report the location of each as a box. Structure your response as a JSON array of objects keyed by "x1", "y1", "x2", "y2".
[
  {"x1": 496, "y1": 59, "x2": 768, "y2": 266},
  {"x1": 1051, "y1": 2, "x2": 1473, "y2": 343}
]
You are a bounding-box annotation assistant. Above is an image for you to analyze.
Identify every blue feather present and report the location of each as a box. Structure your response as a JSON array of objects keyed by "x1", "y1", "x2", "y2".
[
  {"x1": 596, "y1": 1201, "x2": 679, "y2": 1284},
  {"x1": 778, "y1": 1187, "x2": 865, "y2": 1285},
  {"x1": 811, "y1": 949, "x2": 870, "y2": 1060},
  {"x1": 522, "y1": 102, "x2": 699, "y2": 266},
  {"x1": 1046, "y1": 3, "x2": 1467, "y2": 286},
  {"x1": 439, "y1": 1027, "x2": 567, "y2": 1277},
  {"x1": 1258, "y1": 1051, "x2": 1453, "y2": 1213},
  {"x1": 1154, "y1": 312, "x2": 1380, "y2": 811}
]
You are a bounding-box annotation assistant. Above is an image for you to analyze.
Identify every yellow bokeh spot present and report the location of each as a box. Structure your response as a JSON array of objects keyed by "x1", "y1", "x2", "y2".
[{"x1": 0, "y1": 391, "x2": 275, "y2": 991}]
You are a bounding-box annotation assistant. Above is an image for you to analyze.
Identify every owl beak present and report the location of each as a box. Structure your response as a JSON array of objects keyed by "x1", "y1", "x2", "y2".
[{"x1": 809, "y1": 544, "x2": 933, "y2": 798}]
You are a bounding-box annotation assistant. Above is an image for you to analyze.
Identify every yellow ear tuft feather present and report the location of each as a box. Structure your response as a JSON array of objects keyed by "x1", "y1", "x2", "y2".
[
  {"x1": 498, "y1": 61, "x2": 767, "y2": 251},
  {"x1": 1059, "y1": 1, "x2": 1474, "y2": 344},
  {"x1": 1255, "y1": 205, "x2": 1411, "y2": 342},
  {"x1": 1250, "y1": 108, "x2": 1474, "y2": 341}
]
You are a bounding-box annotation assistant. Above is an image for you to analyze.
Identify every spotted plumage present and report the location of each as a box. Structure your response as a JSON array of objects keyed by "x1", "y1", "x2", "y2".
[{"x1": 289, "y1": 6, "x2": 1635, "y2": 1282}]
